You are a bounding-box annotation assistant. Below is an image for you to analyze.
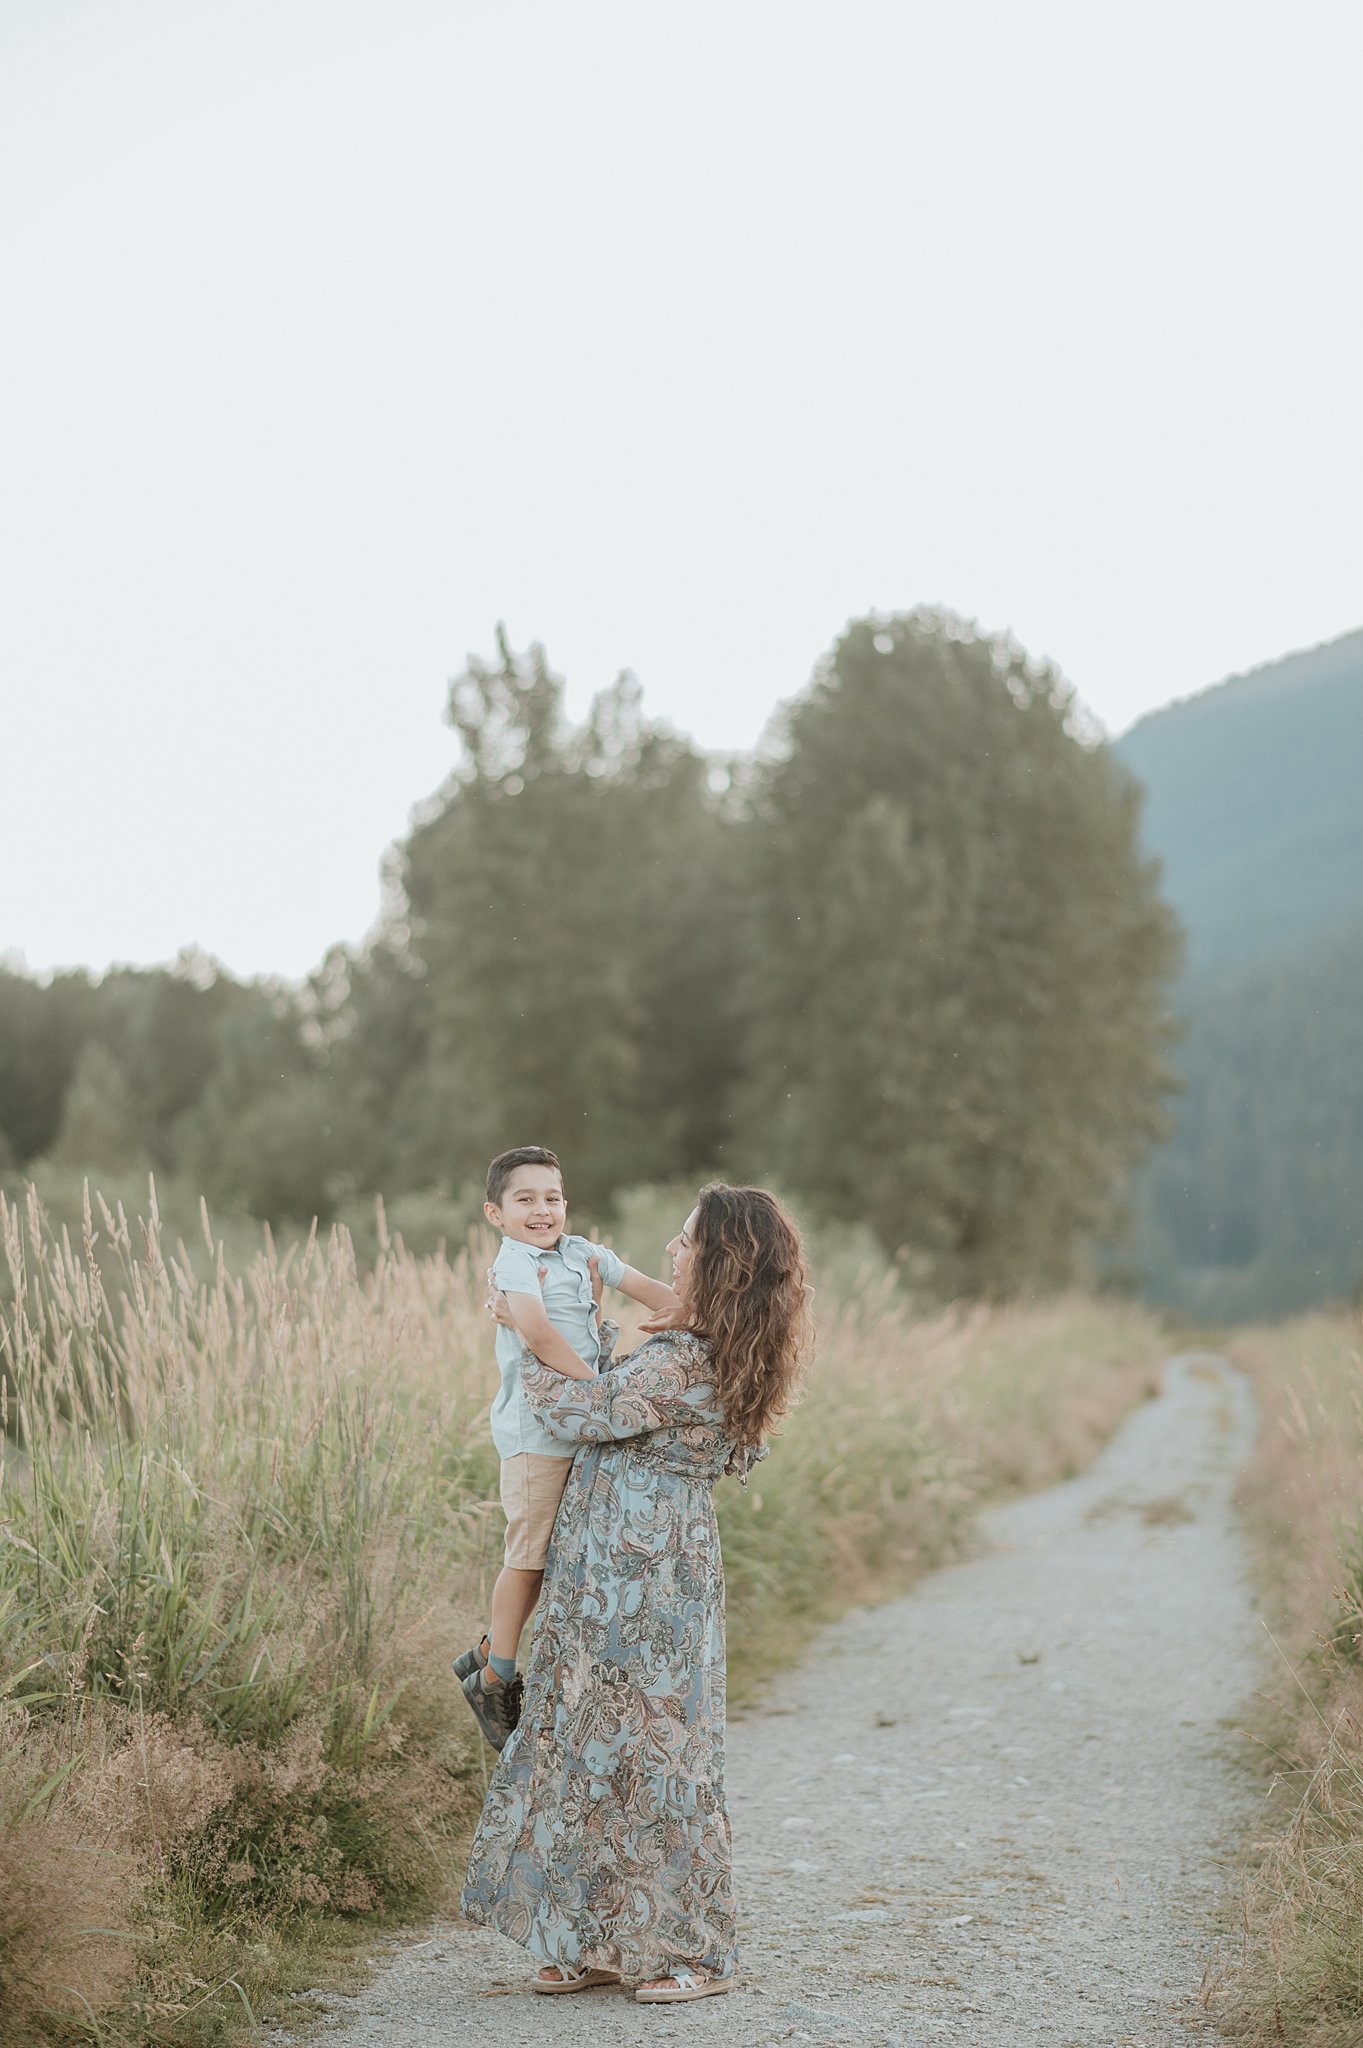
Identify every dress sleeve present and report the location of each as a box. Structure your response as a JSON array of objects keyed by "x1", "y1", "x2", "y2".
[
  {"x1": 521, "y1": 1331, "x2": 711, "y2": 1442},
  {"x1": 725, "y1": 1440, "x2": 770, "y2": 1483}
]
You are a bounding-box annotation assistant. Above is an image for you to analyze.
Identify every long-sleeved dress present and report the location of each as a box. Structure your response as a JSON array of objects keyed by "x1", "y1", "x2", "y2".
[{"x1": 460, "y1": 1327, "x2": 757, "y2": 1982}]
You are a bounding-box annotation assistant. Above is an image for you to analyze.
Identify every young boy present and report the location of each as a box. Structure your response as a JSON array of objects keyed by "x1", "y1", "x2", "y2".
[{"x1": 455, "y1": 1144, "x2": 682, "y2": 1751}]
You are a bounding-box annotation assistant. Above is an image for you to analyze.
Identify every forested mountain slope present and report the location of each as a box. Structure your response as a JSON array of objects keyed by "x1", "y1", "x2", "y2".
[
  {"x1": 1132, "y1": 915, "x2": 1363, "y2": 1316},
  {"x1": 1115, "y1": 628, "x2": 1363, "y2": 1316},
  {"x1": 1117, "y1": 629, "x2": 1363, "y2": 971}
]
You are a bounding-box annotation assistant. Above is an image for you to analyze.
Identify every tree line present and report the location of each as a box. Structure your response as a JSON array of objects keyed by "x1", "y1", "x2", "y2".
[
  {"x1": 1132, "y1": 913, "x2": 1363, "y2": 1319},
  {"x1": 0, "y1": 610, "x2": 1182, "y2": 1298}
]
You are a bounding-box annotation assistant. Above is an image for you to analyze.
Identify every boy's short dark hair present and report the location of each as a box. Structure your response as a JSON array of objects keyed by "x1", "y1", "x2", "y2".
[{"x1": 486, "y1": 1146, "x2": 563, "y2": 1208}]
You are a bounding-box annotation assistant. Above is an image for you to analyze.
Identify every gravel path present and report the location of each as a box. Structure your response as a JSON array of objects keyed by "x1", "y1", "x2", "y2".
[{"x1": 280, "y1": 1353, "x2": 1262, "y2": 2048}]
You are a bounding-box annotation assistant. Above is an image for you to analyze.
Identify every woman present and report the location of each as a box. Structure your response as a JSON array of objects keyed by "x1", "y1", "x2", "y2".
[{"x1": 460, "y1": 1183, "x2": 811, "y2": 2004}]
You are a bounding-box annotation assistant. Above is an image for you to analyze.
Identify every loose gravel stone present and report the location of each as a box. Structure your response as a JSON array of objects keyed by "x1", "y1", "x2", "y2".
[{"x1": 274, "y1": 1353, "x2": 1260, "y2": 2048}]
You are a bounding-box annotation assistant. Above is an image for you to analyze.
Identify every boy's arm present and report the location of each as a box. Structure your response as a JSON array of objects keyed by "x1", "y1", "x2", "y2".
[
  {"x1": 502, "y1": 1291, "x2": 596, "y2": 1380},
  {"x1": 610, "y1": 1264, "x2": 685, "y2": 1318}
]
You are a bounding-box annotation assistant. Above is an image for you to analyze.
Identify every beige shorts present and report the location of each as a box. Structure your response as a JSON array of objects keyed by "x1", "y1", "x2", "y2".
[{"x1": 499, "y1": 1453, "x2": 573, "y2": 1570}]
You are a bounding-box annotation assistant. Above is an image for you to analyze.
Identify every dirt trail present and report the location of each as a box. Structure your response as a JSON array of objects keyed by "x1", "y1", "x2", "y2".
[{"x1": 278, "y1": 1354, "x2": 1262, "y2": 2048}]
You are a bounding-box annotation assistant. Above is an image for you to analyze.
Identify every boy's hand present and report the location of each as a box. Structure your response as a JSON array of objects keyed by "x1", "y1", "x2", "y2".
[{"x1": 588, "y1": 1253, "x2": 605, "y2": 1308}]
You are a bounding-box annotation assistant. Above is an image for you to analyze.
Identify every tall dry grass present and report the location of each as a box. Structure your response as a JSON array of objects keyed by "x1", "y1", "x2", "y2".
[
  {"x1": 1211, "y1": 1312, "x2": 1363, "y2": 2046},
  {"x1": 0, "y1": 1180, "x2": 1164, "y2": 2046}
]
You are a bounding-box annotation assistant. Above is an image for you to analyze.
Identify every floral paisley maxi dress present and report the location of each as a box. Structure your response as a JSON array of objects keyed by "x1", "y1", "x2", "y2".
[{"x1": 460, "y1": 1328, "x2": 757, "y2": 1983}]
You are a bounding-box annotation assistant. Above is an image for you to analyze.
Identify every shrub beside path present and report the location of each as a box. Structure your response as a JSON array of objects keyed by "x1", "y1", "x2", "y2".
[{"x1": 278, "y1": 1354, "x2": 1261, "y2": 2048}]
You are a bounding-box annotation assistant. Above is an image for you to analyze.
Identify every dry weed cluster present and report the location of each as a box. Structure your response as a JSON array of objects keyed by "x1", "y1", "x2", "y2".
[{"x1": 0, "y1": 1181, "x2": 1162, "y2": 2046}]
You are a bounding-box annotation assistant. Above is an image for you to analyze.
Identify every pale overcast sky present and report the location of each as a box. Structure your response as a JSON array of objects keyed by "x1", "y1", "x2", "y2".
[{"x1": 3, "y1": 0, "x2": 1359, "y2": 981}]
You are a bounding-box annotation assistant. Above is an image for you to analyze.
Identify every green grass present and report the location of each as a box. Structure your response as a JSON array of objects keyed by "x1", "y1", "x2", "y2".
[{"x1": 0, "y1": 1180, "x2": 1165, "y2": 2045}]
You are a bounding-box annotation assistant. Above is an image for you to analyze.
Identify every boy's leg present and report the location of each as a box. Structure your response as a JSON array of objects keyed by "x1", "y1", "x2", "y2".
[
  {"x1": 481, "y1": 1455, "x2": 571, "y2": 1685},
  {"x1": 460, "y1": 1456, "x2": 572, "y2": 1751},
  {"x1": 486, "y1": 1564, "x2": 543, "y2": 1677}
]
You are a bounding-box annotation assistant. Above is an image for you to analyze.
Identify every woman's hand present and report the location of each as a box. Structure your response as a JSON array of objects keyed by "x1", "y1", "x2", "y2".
[
  {"x1": 485, "y1": 1268, "x2": 539, "y2": 1330},
  {"x1": 636, "y1": 1292, "x2": 691, "y2": 1335}
]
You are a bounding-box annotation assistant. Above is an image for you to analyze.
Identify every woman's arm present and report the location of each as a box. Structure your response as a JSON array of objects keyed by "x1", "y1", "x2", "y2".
[{"x1": 520, "y1": 1332, "x2": 710, "y2": 1443}]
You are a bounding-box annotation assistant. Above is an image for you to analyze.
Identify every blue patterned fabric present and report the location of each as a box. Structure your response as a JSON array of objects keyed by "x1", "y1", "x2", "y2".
[{"x1": 460, "y1": 1329, "x2": 759, "y2": 1980}]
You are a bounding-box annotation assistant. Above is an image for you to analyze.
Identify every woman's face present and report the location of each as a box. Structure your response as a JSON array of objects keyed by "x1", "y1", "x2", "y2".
[{"x1": 667, "y1": 1206, "x2": 701, "y2": 1301}]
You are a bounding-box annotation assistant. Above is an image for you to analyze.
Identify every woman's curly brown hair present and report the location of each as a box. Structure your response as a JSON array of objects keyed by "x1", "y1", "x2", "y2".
[{"x1": 685, "y1": 1183, "x2": 812, "y2": 1448}]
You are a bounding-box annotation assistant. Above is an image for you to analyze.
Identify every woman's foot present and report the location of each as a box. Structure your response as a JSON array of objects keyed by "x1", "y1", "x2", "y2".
[
  {"x1": 531, "y1": 1965, "x2": 620, "y2": 1995},
  {"x1": 634, "y1": 1970, "x2": 732, "y2": 2003}
]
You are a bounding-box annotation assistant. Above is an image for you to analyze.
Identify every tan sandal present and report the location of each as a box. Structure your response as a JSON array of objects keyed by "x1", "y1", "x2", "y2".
[
  {"x1": 634, "y1": 1969, "x2": 733, "y2": 2003},
  {"x1": 532, "y1": 1965, "x2": 620, "y2": 1995}
]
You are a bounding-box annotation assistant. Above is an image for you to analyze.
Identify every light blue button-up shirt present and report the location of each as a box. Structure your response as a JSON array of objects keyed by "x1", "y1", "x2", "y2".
[{"x1": 489, "y1": 1231, "x2": 626, "y2": 1459}]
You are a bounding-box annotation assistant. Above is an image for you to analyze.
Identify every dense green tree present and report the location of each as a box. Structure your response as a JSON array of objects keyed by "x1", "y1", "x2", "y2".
[
  {"x1": 302, "y1": 937, "x2": 436, "y2": 1193},
  {"x1": 0, "y1": 965, "x2": 95, "y2": 1161},
  {"x1": 48, "y1": 1042, "x2": 144, "y2": 1171},
  {"x1": 2, "y1": 616, "x2": 1188, "y2": 1292},
  {"x1": 736, "y1": 609, "x2": 1182, "y2": 1295},
  {"x1": 395, "y1": 630, "x2": 741, "y2": 1213},
  {"x1": 169, "y1": 977, "x2": 346, "y2": 1222},
  {"x1": 0, "y1": 954, "x2": 294, "y2": 1189},
  {"x1": 88, "y1": 956, "x2": 251, "y2": 1171}
]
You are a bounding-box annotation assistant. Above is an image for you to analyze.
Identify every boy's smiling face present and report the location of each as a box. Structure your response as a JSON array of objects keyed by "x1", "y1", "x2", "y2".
[{"x1": 485, "y1": 1166, "x2": 567, "y2": 1248}]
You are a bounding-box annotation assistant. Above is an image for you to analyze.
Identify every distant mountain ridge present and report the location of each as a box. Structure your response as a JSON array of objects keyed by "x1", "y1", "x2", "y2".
[
  {"x1": 1113, "y1": 625, "x2": 1363, "y2": 1316},
  {"x1": 1116, "y1": 628, "x2": 1363, "y2": 970}
]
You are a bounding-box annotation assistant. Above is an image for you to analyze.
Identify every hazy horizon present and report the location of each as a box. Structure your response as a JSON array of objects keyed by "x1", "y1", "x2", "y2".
[{"x1": 4, "y1": 0, "x2": 1359, "y2": 981}]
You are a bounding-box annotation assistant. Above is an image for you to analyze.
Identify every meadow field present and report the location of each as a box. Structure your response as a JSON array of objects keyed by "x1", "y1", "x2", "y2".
[
  {"x1": 1211, "y1": 1312, "x2": 1363, "y2": 2047},
  {"x1": 0, "y1": 1178, "x2": 1167, "y2": 2047}
]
